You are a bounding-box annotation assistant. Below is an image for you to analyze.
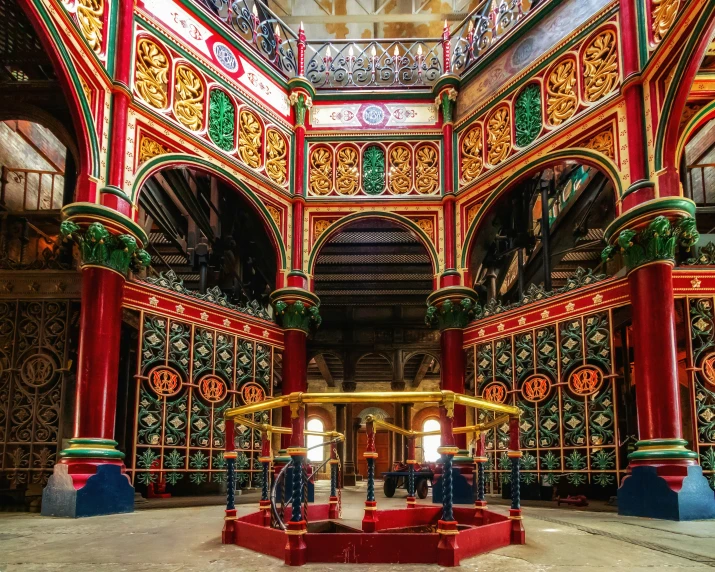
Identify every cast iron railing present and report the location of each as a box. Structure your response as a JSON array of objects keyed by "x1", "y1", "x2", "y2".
[{"x1": 193, "y1": 0, "x2": 542, "y2": 89}]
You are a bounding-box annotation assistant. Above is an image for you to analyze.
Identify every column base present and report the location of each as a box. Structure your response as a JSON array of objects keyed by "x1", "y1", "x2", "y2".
[
  {"x1": 406, "y1": 495, "x2": 416, "y2": 508},
  {"x1": 436, "y1": 520, "x2": 460, "y2": 567},
  {"x1": 473, "y1": 500, "x2": 487, "y2": 524},
  {"x1": 259, "y1": 500, "x2": 272, "y2": 527},
  {"x1": 509, "y1": 509, "x2": 525, "y2": 544},
  {"x1": 362, "y1": 500, "x2": 378, "y2": 532},
  {"x1": 328, "y1": 496, "x2": 339, "y2": 519},
  {"x1": 618, "y1": 463, "x2": 715, "y2": 520},
  {"x1": 41, "y1": 461, "x2": 134, "y2": 518},
  {"x1": 284, "y1": 520, "x2": 308, "y2": 566},
  {"x1": 222, "y1": 509, "x2": 237, "y2": 544}
]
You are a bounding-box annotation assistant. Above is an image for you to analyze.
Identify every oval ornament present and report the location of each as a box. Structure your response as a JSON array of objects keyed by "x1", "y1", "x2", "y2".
[
  {"x1": 568, "y1": 365, "x2": 604, "y2": 396},
  {"x1": 482, "y1": 381, "x2": 508, "y2": 404},
  {"x1": 700, "y1": 352, "x2": 715, "y2": 388},
  {"x1": 198, "y1": 374, "x2": 228, "y2": 403},
  {"x1": 148, "y1": 366, "x2": 182, "y2": 397},
  {"x1": 521, "y1": 374, "x2": 551, "y2": 403},
  {"x1": 241, "y1": 382, "x2": 265, "y2": 405}
]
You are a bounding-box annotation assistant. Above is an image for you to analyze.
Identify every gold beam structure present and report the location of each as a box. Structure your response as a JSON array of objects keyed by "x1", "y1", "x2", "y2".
[
  {"x1": 365, "y1": 415, "x2": 441, "y2": 438},
  {"x1": 225, "y1": 390, "x2": 521, "y2": 421},
  {"x1": 231, "y1": 415, "x2": 344, "y2": 441}
]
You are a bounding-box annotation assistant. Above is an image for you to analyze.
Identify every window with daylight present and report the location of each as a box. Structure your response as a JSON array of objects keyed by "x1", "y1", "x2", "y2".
[
  {"x1": 422, "y1": 418, "x2": 441, "y2": 463},
  {"x1": 307, "y1": 418, "x2": 325, "y2": 462}
]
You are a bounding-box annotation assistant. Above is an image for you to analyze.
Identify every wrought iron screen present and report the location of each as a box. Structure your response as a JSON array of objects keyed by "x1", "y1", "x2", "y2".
[
  {"x1": 470, "y1": 308, "x2": 623, "y2": 495},
  {"x1": 0, "y1": 300, "x2": 74, "y2": 488},
  {"x1": 131, "y1": 310, "x2": 277, "y2": 490}
]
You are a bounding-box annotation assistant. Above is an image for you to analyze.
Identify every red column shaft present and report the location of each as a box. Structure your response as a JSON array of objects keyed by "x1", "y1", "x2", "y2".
[
  {"x1": 443, "y1": 122, "x2": 454, "y2": 194},
  {"x1": 74, "y1": 267, "x2": 125, "y2": 440},
  {"x1": 281, "y1": 329, "x2": 307, "y2": 448},
  {"x1": 441, "y1": 328, "x2": 466, "y2": 448},
  {"x1": 628, "y1": 262, "x2": 683, "y2": 440}
]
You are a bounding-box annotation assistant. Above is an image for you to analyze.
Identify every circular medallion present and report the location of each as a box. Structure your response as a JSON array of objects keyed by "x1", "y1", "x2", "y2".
[
  {"x1": 521, "y1": 374, "x2": 552, "y2": 403},
  {"x1": 213, "y1": 43, "x2": 238, "y2": 72},
  {"x1": 362, "y1": 105, "x2": 385, "y2": 125},
  {"x1": 147, "y1": 366, "x2": 182, "y2": 397},
  {"x1": 568, "y1": 365, "x2": 604, "y2": 396},
  {"x1": 198, "y1": 375, "x2": 228, "y2": 403},
  {"x1": 700, "y1": 352, "x2": 715, "y2": 387},
  {"x1": 482, "y1": 381, "x2": 508, "y2": 404},
  {"x1": 20, "y1": 354, "x2": 56, "y2": 388},
  {"x1": 241, "y1": 382, "x2": 265, "y2": 405}
]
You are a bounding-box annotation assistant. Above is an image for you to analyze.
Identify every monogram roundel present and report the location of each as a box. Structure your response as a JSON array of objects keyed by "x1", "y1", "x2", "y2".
[
  {"x1": 700, "y1": 352, "x2": 715, "y2": 388},
  {"x1": 148, "y1": 366, "x2": 182, "y2": 397},
  {"x1": 241, "y1": 382, "x2": 265, "y2": 405},
  {"x1": 482, "y1": 381, "x2": 508, "y2": 404},
  {"x1": 20, "y1": 354, "x2": 57, "y2": 387},
  {"x1": 198, "y1": 375, "x2": 228, "y2": 403},
  {"x1": 521, "y1": 374, "x2": 552, "y2": 403},
  {"x1": 568, "y1": 365, "x2": 604, "y2": 396}
]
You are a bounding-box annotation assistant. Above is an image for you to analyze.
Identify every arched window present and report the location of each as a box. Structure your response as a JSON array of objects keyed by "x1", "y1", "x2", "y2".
[
  {"x1": 422, "y1": 418, "x2": 441, "y2": 463},
  {"x1": 306, "y1": 418, "x2": 324, "y2": 462}
]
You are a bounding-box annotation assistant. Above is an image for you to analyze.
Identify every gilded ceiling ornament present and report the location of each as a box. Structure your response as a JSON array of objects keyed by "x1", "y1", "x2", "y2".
[
  {"x1": 415, "y1": 144, "x2": 439, "y2": 194},
  {"x1": 547, "y1": 59, "x2": 577, "y2": 125},
  {"x1": 583, "y1": 129, "x2": 615, "y2": 159},
  {"x1": 266, "y1": 205, "x2": 281, "y2": 227},
  {"x1": 135, "y1": 39, "x2": 169, "y2": 109},
  {"x1": 174, "y1": 65, "x2": 204, "y2": 131},
  {"x1": 314, "y1": 219, "x2": 332, "y2": 239},
  {"x1": 309, "y1": 147, "x2": 333, "y2": 196},
  {"x1": 389, "y1": 145, "x2": 412, "y2": 195},
  {"x1": 583, "y1": 30, "x2": 619, "y2": 102},
  {"x1": 652, "y1": 0, "x2": 680, "y2": 44},
  {"x1": 460, "y1": 126, "x2": 483, "y2": 183},
  {"x1": 238, "y1": 110, "x2": 262, "y2": 168},
  {"x1": 336, "y1": 146, "x2": 359, "y2": 195},
  {"x1": 265, "y1": 129, "x2": 287, "y2": 185},
  {"x1": 77, "y1": 0, "x2": 104, "y2": 55},
  {"x1": 486, "y1": 107, "x2": 511, "y2": 165},
  {"x1": 138, "y1": 136, "x2": 169, "y2": 164}
]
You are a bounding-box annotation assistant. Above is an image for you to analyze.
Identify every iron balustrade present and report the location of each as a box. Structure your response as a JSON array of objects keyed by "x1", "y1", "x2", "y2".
[
  {"x1": 0, "y1": 166, "x2": 64, "y2": 212},
  {"x1": 686, "y1": 163, "x2": 715, "y2": 207},
  {"x1": 192, "y1": 0, "x2": 542, "y2": 89}
]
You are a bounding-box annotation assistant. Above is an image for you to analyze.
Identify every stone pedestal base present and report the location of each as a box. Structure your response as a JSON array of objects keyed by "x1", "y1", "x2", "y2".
[
  {"x1": 41, "y1": 463, "x2": 134, "y2": 518},
  {"x1": 328, "y1": 496, "x2": 339, "y2": 519},
  {"x1": 618, "y1": 464, "x2": 715, "y2": 520},
  {"x1": 509, "y1": 509, "x2": 525, "y2": 544},
  {"x1": 284, "y1": 520, "x2": 308, "y2": 566},
  {"x1": 222, "y1": 510, "x2": 237, "y2": 543},
  {"x1": 473, "y1": 500, "x2": 487, "y2": 524},
  {"x1": 362, "y1": 500, "x2": 378, "y2": 532},
  {"x1": 436, "y1": 519, "x2": 460, "y2": 567}
]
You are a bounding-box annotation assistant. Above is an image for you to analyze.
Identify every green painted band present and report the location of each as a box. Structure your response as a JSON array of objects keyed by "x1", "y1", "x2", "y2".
[
  {"x1": 604, "y1": 197, "x2": 696, "y2": 242},
  {"x1": 287, "y1": 77, "x2": 316, "y2": 98},
  {"x1": 619, "y1": 179, "x2": 654, "y2": 201},
  {"x1": 440, "y1": 269, "x2": 461, "y2": 277},
  {"x1": 432, "y1": 74, "x2": 460, "y2": 95},
  {"x1": 628, "y1": 449, "x2": 698, "y2": 461},
  {"x1": 62, "y1": 203, "x2": 149, "y2": 246},
  {"x1": 68, "y1": 438, "x2": 119, "y2": 447},
  {"x1": 427, "y1": 285, "x2": 478, "y2": 306},
  {"x1": 269, "y1": 287, "x2": 321, "y2": 306},
  {"x1": 99, "y1": 185, "x2": 133, "y2": 204},
  {"x1": 60, "y1": 448, "x2": 126, "y2": 460},
  {"x1": 287, "y1": 270, "x2": 308, "y2": 279},
  {"x1": 634, "y1": 438, "x2": 690, "y2": 448}
]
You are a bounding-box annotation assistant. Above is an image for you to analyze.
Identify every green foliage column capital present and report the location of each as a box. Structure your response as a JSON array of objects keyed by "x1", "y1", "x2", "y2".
[
  {"x1": 425, "y1": 286, "x2": 480, "y2": 331},
  {"x1": 270, "y1": 288, "x2": 321, "y2": 334},
  {"x1": 289, "y1": 91, "x2": 313, "y2": 127},
  {"x1": 60, "y1": 205, "x2": 151, "y2": 277}
]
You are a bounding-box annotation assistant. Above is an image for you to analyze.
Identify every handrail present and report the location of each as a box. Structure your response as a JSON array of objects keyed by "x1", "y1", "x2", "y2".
[
  {"x1": 231, "y1": 414, "x2": 344, "y2": 440},
  {"x1": 225, "y1": 390, "x2": 521, "y2": 421}
]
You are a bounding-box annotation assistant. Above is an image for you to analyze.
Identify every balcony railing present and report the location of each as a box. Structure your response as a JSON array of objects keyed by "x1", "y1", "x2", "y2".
[
  {"x1": 686, "y1": 163, "x2": 715, "y2": 208},
  {"x1": 194, "y1": 0, "x2": 540, "y2": 90},
  {"x1": 0, "y1": 167, "x2": 64, "y2": 212}
]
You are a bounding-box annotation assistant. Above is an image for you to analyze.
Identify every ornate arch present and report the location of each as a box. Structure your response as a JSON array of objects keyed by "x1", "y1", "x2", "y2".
[
  {"x1": 132, "y1": 153, "x2": 287, "y2": 268},
  {"x1": 306, "y1": 406, "x2": 334, "y2": 431},
  {"x1": 403, "y1": 350, "x2": 441, "y2": 368},
  {"x1": 460, "y1": 148, "x2": 622, "y2": 269},
  {"x1": 676, "y1": 99, "x2": 715, "y2": 167},
  {"x1": 654, "y1": 0, "x2": 715, "y2": 173},
  {"x1": 18, "y1": 0, "x2": 100, "y2": 182},
  {"x1": 307, "y1": 211, "x2": 440, "y2": 277},
  {"x1": 411, "y1": 406, "x2": 440, "y2": 431}
]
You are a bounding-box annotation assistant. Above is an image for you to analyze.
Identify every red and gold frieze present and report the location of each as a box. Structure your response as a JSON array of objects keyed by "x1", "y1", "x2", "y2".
[{"x1": 123, "y1": 281, "x2": 284, "y2": 347}]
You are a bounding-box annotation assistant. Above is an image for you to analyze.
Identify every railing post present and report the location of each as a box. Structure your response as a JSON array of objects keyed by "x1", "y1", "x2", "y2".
[
  {"x1": 436, "y1": 406, "x2": 460, "y2": 567},
  {"x1": 442, "y1": 20, "x2": 451, "y2": 74},
  {"x1": 406, "y1": 436, "x2": 416, "y2": 508},
  {"x1": 362, "y1": 417, "x2": 379, "y2": 532},
  {"x1": 285, "y1": 404, "x2": 307, "y2": 566},
  {"x1": 222, "y1": 419, "x2": 237, "y2": 544},
  {"x1": 329, "y1": 441, "x2": 339, "y2": 519},
  {"x1": 508, "y1": 416, "x2": 525, "y2": 544},
  {"x1": 259, "y1": 430, "x2": 272, "y2": 527},
  {"x1": 473, "y1": 432, "x2": 487, "y2": 525},
  {"x1": 297, "y1": 22, "x2": 306, "y2": 77}
]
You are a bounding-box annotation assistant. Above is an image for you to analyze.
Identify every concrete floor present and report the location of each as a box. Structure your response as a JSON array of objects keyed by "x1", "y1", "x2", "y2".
[{"x1": 1, "y1": 482, "x2": 714, "y2": 571}]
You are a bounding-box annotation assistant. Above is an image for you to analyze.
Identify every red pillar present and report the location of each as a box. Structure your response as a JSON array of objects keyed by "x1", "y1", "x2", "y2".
[
  {"x1": 440, "y1": 328, "x2": 467, "y2": 449},
  {"x1": 362, "y1": 418, "x2": 379, "y2": 532},
  {"x1": 280, "y1": 329, "x2": 307, "y2": 449}
]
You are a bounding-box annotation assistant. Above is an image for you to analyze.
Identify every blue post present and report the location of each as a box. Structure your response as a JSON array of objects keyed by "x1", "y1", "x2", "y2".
[
  {"x1": 291, "y1": 454, "x2": 303, "y2": 522},
  {"x1": 442, "y1": 452, "x2": 454, "y2": 522}
]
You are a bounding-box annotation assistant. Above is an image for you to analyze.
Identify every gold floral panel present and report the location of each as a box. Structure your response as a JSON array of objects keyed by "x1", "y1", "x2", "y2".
[
  {"x1": 238, "y1": 110, "x2": 262, "y2": 168},
  {"x1": 583, "y1": 30, "x2": 619, "y2": 103},
  {"x1": 547, "y1": 59, "x2": 578, "y2": 125},
  {"x1": 174, "y1": 65, "x2": 204, "y2": 131},
  {"x1": 389, "y1": 145, "x2": 412, "y2": 195},
  {"x1": 460, "y1": 125, "x2": 483, "y2": 184},
  {"x1": 415, "y1": 144, "x2": 439, "y2": 195},
  {"x1": 336, "y1": 146, "x2": 359, "y2": 196},
  {"x1": 265, "y1": 129, "x2": 288, "y2": 186},
  {"x1": 309, "y1": 147, "x2": 333, "y2": 196},
  {"x1": 486, "y1": 107, "x2": 511, "y2": 166},
  {"x1": 135, "y1": 38, "x2": 169, "y2": 110},
  {"x1": 76, "y1": 0, "x2": 104, "y2": 56},
  {"x1": 652, "y1": 0, "x2": 680, "y2": 44}
]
